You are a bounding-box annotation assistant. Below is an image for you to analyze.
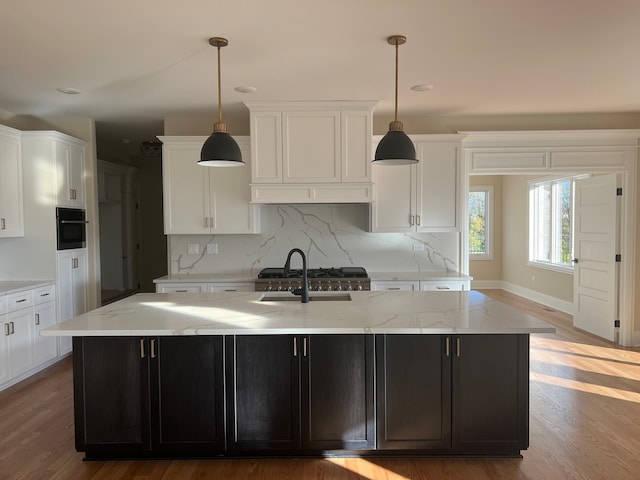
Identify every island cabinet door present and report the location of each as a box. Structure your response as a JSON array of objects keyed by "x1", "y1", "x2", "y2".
[
  {"x1": 73, "y1": 337, "x2": 152, "y2": 457},
  {"x1": 376, "y1": 334, "x2": 452, "y2": 450},
  {"x1": 451, "y1": 334, "x2": 530, "y2": 454},
  {"x1": 301, "y1": 334, "x2": 375, "y2": 450},
  {"x1": 149, "y1": 336, "x2": 225, "y2": 455},
  {"x1": 226, "y1": 335, "x2": 301, "y2": 451}
]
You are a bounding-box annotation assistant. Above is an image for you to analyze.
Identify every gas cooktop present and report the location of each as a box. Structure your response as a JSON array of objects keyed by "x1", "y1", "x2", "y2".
[{"x1": 257, "y1": 267, "x2": 368, "y2": 279}]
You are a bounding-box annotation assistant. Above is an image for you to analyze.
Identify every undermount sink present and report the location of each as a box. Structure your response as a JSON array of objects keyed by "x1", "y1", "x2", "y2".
[{"x1": 259, "y1": 293, "x2": 352, "y2": 302}]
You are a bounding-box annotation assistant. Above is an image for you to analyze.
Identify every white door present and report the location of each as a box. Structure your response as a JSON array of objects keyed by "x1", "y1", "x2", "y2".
[{"x1": 573, "y1": 174, "x2": 618, "y2": 341}]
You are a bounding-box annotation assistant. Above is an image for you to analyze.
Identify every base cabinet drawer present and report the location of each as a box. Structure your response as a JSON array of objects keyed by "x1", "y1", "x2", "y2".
[
  {"x1": 420, "y1": 280, "x2": 469, "y2": 291},
  {"x1": 156, "y1": 283, "x2": 205, "y2": 293}
]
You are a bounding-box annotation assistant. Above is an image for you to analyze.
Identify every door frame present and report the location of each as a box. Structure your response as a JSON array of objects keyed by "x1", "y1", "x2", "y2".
[{"x1": 460, "y1": 130, "x2": 638, "y2": 347}]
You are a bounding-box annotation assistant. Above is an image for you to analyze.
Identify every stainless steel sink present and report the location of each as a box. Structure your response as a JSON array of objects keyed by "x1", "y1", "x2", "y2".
[{"x1": 259, "y1": 293, "x2": 352, "y2": 302}]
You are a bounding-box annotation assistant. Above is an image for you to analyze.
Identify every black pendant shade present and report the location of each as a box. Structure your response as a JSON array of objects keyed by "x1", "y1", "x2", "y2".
[
  {"x1": 199, "y1": 36, "x2": 244, "y2": 167},
  {"x1": 199, "y1": 130, "x2": 243, "y2": 166},
  {"x1": 374, "y1": 126, "x2": 417, "y2": 165},
  {"x1": 373, "y1": 35, "x2": 417, "y2": 165}
]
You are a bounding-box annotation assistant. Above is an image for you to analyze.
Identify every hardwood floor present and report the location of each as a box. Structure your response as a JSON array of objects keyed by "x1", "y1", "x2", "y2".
[{"x1": 1, "y1": 289, "x2": 639, "y2": 479}]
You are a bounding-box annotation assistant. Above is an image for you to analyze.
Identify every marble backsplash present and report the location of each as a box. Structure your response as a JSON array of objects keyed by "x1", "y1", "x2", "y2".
[{"x1": 167, "y1": 205, "x2": 460, "y2": 275}]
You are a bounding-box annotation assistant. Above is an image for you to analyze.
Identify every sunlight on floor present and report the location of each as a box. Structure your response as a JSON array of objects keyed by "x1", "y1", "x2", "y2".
[
  {"x1": 531, "y1": 371, "x2": 640, "y2": 403},
  {"x1": 326, "y1": 458, "x2": 410, "y2": 480}
]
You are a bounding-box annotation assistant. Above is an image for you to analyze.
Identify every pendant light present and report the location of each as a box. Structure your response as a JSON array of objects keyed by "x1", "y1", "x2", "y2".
[
  {"x1": 373, "y1": 35, "x2": 417, "y2": 165},
  {"x1": 199, "y1": 37, "x2": 244, "y2": 167}
]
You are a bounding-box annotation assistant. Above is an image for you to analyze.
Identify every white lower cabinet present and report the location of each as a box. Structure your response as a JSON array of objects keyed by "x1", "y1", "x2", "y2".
[
  {"x1": 156, "y1": 283, "x2": 205, "y2": 293},
  {"x1": 372, "y1": 279, "x2": 470, "y2": 292},
  {"x1": 371, "y1": 281, "x2": 419, "y2": 291},
  {"x1": 33, "y1": 285, "x2": 58, "y2": 366},
  {"x1": 57, "y1": 249, "x2": 88, "y2": 356},
  {"x1": 155, "y1": 281, "x2": 255, "y2": 293},
  {"x1": 206, "y1": 282, "x2": 254, "y2": 293},
  {"x1": 0, "y1": 283, "x2": 59, "y2": 391}
]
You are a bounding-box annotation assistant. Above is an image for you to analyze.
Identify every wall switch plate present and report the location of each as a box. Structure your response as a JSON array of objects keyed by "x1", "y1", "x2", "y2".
[
  {"x1": 413, "y1": 244, "x2": 425, "y2": 251},
  {"x1": 207, "y1": 243, "x2": 218, "y2": 254},
  {"x1": 187, "y1": 243, "x2": 199, "y2": 255}
]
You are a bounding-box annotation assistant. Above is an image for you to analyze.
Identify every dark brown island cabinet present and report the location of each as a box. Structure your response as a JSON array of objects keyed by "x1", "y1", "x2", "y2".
[{"x1": 72, "y1": 333, "x2": 529, "y2": 459}]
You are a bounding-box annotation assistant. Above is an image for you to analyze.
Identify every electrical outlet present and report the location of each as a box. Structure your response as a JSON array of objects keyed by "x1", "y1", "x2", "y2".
[
  {"x1": 412, "y1": 244, "x2": 425, "y2": 252},
  {"x1": 187, "y1": 243, "x2": 199, "y2": 255},
  {"x1": 207, "y1": 243, "x2": 218, "y2": 254}
]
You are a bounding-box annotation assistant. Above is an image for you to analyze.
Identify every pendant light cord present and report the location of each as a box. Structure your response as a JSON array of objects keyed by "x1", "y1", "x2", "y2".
[
  {"x1": 217, "y1": 44, "x2": 223, "y2": 124},
  {"x1": 394, "y1": 38, "x2": 399, "y2": 123}
]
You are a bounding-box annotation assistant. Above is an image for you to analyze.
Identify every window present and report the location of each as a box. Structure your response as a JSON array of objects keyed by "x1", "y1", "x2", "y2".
[
  {"x1": 468, "y1": 186, "x2": 493, "y2": 259},
  {"x1": 528, "y1": 176, "x2": 575, "y2": 270}
]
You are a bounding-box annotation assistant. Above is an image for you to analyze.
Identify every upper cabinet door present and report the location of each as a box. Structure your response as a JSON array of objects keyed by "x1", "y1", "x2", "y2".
[
  {"x1": 162, "y1": 141, "x2": 209, "y2": 234},
  {"x1": 369, "y1": 164, "x2": 415, "y2": 233},
  {"x1": 0, "y1": 127, "x2": 24, "y2": 237},
  {"x1": 282, "y1": 111, "x2": 341, "y2": 183},
  {"x1": 415, "y1": 140, "x2": 460, "y2": 232},
  {"x1": 250, "y1": 111, "x2": 282, "y2": 184},
  {"x1": 341, "y1": 110, "x2": 372, "y2": 183},
  {"x1": 161, "y1": 136, "x2": 259, "y2": 235},
  {"x1": 55, "y1": 140, "x2": 86, "y2": 208}
]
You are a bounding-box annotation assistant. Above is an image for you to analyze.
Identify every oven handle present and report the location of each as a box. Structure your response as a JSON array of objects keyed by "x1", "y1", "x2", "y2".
[{"x1": 60, "y1": 220, "x2": 90, "y2": 224}]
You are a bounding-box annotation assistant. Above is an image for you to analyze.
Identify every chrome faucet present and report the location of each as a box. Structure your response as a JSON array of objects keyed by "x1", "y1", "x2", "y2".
[{"x1": 283, "y1": 248, "x2": 309, "y2": 303}]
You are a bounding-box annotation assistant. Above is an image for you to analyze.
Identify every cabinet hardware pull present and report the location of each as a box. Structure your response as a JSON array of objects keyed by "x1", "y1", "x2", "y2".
[
  {"x1": 175, "y1": 289, "x2": 188, "y2": 292},
  {"x1": 16, "y1": 298, "x2": 27, "y2": 303},
  {"x1": 456, "y1": 337, "x2": 461, "y2": 357},
  {"x1": 388, "y1": 287, "x2": 401, "y2": 291},
  {"x1": 60, "y1": 220, "x2": 90, "y2": 224},
  {"x1": 416, "y1": 215, "x2": 421, "y2": 225},
  {"x1": 204, "y1": 217, "x2": 208, "y2": 228},
  {"x1": 9, "y1": 322, "x2": 15, "y2": 335},
  {"x1": 293, "y1": 337, "x2": 298, "y2": 357},
  {"x1": 4, "y1": 324, "x2": 9, "y2": 336},
  {"x1": 224, "y1": 289, "x2": 237, "y2": 292},
  {"x1": 1, "y1": 218, "x2": 5, "y2": 230},
  {"x1": 445, "y1": 337, "x2": 450, "y2": 357},
  {"x1": 35, "y1": 314, "x2": 40, "y2": 326},
  {"x1": 409, "y1": 214, "x2": 415, "y2": 226},
  {"x1": 436, "y1": 286, "x2": 451, "y2": 290},
  {"x1": 140, "y1": 339, "x2": 146, "y2": 358},
  {"x1": 40, "y1": 293, "x2": 50, "y2": 297},
  {"x1": 303, "y1": 337, "x2": 307, "y2": 357},
  {"x1": 150, "y1": 339, "x2": 156, "y2": 359}
]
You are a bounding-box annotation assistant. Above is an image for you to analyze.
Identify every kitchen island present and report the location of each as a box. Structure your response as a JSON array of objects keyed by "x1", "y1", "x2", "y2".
[{"x1": 42, "y1": 290, "x2": 555, "y2": 459}]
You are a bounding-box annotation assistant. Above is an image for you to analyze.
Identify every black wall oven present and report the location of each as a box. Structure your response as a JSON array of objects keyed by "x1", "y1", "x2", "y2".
[{"x1": 56, "y1": 207, "x2": 87, "y2": 250}]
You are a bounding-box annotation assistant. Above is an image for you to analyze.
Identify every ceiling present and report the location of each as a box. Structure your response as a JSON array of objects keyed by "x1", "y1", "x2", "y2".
[{"x1": 2, "y1": 0, "x2": 640, "y2": 144}]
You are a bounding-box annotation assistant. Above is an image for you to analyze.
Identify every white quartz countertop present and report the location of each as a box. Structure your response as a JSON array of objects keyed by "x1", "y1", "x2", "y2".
[
  {"x1": 0, "y1": 280, "x2": 55, "y2": 295},
  {"x1": 153, "y1": 271, "x2": 472, "y2": 283},
  {"x1": 41, "y1": 290, "x2": 555, "y2": 336},
  {"x1": 368, "y1": 272, "x2": 473, "y2": 281}
]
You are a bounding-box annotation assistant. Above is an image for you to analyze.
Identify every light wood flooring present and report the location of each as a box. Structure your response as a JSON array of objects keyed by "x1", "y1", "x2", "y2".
[{"x1": 1, "y1": 289, "x2": 639, "y2": 480}]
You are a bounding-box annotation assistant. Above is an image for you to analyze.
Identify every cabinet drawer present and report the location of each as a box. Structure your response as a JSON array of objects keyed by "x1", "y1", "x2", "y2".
[
  {"x1": 156, "y1": 283, "x2": 205, "y2": 293},
  {"x1": 33, "y1": 284, "x2": 56, "y2": 305},
  {"x1": 371, "y1": 281, "x2": 418, "y2": 291},
  {"x1": 419, "y1": 281, "x2": 468, "y2": 292},
  {"x1": 206, "y1": 283, "x2": 254, "y2": 293},
  {"x1": 6, "y1": 290, "x2": 33, "y2": 312}
]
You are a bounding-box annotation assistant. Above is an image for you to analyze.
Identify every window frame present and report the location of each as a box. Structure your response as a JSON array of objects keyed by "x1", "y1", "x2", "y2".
[
  {"x1": 527, "y1": 175, "x2": 581, "y2": 274},
  {"x1": 468, "y1": 185, "x2": 494, "y2": 260}
]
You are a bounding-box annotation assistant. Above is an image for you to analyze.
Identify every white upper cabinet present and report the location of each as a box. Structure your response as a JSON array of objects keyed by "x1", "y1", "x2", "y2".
[
  {"x1": 160, "y1": 136, "x2": 260, "y2": 235},
  {"x1": 0, "y1": 125, "x2": 24, "y2": 237},
  {"x1": 21, "y1": 131, "x2": 87, "y2": 208},
  {"x1": 245, "y1": 101, "x2": 376, "y2": 203},
  {"x1": 370, "y1": 135, "x2": 462, "y2": 233}
]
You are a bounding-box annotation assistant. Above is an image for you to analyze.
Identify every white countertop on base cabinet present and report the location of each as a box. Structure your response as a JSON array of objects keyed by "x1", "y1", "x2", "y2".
[{"x1": 42, "y1": 290, "x2": 555, "y2": 337}]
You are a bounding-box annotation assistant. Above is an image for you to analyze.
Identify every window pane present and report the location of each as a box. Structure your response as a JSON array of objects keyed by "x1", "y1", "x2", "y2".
[
  {"x1": 560, "y1": 180, "x2": 572, "y2": 265},
  {"x1": 468, "y1": 191, "x2": 486, "y2": 255}
]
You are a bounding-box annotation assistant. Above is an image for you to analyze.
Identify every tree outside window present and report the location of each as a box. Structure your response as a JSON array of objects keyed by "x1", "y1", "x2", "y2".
[
  {"x1": 469, "y1": 186, "x2": 493, "y2": 259},
  {"x1": 529, "y1": 177, "x2": 574, "y2": 269}
]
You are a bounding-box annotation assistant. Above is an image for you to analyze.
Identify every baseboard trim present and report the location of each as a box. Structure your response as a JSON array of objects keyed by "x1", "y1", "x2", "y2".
[{"x1": 473, "y1": 280, "x2": 574, "y2": 315}]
